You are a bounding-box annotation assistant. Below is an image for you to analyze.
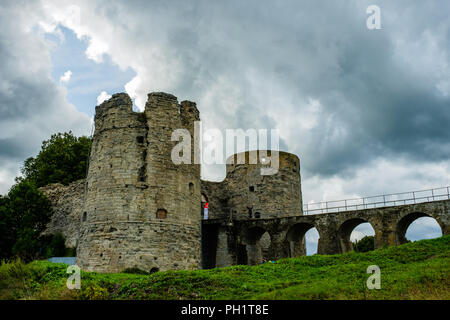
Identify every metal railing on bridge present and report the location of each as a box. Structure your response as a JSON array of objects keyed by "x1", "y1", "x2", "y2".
[{"x1": 303, "y1": 186, "x2": 450, "y2": 215}]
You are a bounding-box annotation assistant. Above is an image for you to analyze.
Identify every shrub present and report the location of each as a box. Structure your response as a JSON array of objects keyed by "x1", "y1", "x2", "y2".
[
  {"x1": 354, "y1": 236, "x2": 375, "y2": 253},
  {"x1": 79, "y1": 285, "x2": 109, "y2": 300}
]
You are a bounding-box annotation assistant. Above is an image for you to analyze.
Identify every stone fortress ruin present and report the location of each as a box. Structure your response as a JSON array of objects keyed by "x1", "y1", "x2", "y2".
[{"x1": 40, "y1": 92, "x2": 450, "y2": 273}]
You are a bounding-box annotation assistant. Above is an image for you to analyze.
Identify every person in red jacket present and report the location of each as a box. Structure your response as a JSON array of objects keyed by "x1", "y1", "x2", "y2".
[{"x1": 204, "y1": 202, "x2": 209, "y2": 220}]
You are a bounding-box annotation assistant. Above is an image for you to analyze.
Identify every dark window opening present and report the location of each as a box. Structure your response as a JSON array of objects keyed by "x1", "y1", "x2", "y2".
[
  {"x1": 189, "y1": 182, "x2": 194, "y2": 194},
  {"x1": 248, "y1": 207, "x2": 253, "y2": 218},
  {"x1": 137, "y1": 136, "x2": 144, "y2": 144},
  {"x1": 156, "y1": 209, "x2": 167, "y2": 219},
  {"x1": 255, "y1": 212, "x2": 261, "y2": 219},
  {"x1": 150, "y1": 267, "x2": 159, "y2": 274},
  {"x1": 249, "y1": 186, "x2": 255, "y2": 192},
  {"x1": 82, "y1": 212, "x2": 87, "y2": 222},
  {"x1": 139, "y1": 166, "x2": 146, "y2": 182}
]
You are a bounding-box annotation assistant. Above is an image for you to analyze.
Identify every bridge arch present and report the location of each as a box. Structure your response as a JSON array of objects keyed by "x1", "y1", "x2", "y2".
[
  {"x1": 285, "y1": 222, "x2": 319, "y2": 257},
  {"x1": 396, "y1": 212, "x2": 444, "y2": 245},
  {"x1": 239, "y1": 226, "x2": 271, "y2": 265},
  {"x1": 337, "y1": 218, "x2": 375, "y2": 253}
]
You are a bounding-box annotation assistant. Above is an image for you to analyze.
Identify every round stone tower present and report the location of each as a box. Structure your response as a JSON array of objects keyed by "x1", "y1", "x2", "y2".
[
  {"x1": 224, "y1": 150, "x2": 303, "y2": 219},
  {"x1": 76, "y1": 92, "x2": 201, "y2": 273}
]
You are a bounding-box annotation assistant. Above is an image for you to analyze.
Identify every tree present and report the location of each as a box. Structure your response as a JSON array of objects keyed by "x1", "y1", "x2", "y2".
[
  {"x1": 354, "y1": 236, "x2": 375, "y2": 253},
  {"x1": 43, "y1": 232, "x2": 67, "y2": 258},
  {"x1": 1, "y1": 131, "x2": 89, "y2": 261},
  {"x1": 21, "y1": 131, "x2": 91, "y2": 187},
  {"x1": 3, "y1": 181, "x2": 53, "y2": 261},
  {"x1": 0, "y1": 195, "x2": 15, "y2": 260}
]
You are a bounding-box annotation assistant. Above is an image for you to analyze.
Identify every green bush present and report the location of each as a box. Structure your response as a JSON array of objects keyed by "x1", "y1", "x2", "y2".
[
  {"x1": 79, "y1": 285, "x2": 109, "y2": 300},
  {"x1": 354, "y1": 236, "x2": 375, "y2": 253}
]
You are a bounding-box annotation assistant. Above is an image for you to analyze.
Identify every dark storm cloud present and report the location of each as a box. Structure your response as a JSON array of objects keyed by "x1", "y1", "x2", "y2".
[
  {"x1": 0, "y1": 1, "x2": 91, "y2": 193},
  {"x1": 90, "y1": 0, "x2": 450, "y2": 178},
  {"x1": 1, "y1": 0, "x2": 448, "y2": 195}
]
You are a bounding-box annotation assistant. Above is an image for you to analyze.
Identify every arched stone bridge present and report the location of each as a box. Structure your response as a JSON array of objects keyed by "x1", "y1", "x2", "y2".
[{"x1": 201, "y1": 199, "x2": 450, "y2": 268}]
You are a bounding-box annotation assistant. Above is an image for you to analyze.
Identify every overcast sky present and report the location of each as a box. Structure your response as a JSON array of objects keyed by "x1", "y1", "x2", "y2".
[{"x1": 0, "y1": 1, "x2": 448, "y2": 249}]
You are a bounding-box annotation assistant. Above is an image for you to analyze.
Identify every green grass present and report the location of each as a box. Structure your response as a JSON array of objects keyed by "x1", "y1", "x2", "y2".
[{"x1": 1, "y1": 235, "x2": 449, "y2": 300}]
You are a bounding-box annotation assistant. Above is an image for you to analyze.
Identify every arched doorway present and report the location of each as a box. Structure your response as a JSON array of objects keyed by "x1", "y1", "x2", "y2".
[
  {"x1": 286, "y1": 223, "x2": 319, "y2": 257},
  {"x1": 241, "y1": 227, "x2": 270, "y2": 265},
  {"x1": 338, "y1": 218, "x2": 375, "y2": 253},
  {"x1": 397, "y1": 212, "x2": 443, "y2": 244}
]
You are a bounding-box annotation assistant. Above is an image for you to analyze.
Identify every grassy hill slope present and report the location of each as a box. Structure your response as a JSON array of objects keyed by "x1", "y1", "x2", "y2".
[{"x1": 1, "y1": 235, "x2": 449, "y2": 300}]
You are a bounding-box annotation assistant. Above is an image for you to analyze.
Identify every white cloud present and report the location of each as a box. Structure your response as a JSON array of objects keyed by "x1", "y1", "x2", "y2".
[
  {"x1": 96, "y1": 91, "x2": 112, "y2": 106},
  {"x1": 59, "y1": 70, "x2": 72, "y2": 83},
  {"x1": 0, "y1": 1, "x2": 91, "y2": 195},
  {"x1": 85, "y1": 37, "x2": 109, "y2": 63},
  {"x1": 302, "y1": 157, "x2": 450, "y2": 203}
]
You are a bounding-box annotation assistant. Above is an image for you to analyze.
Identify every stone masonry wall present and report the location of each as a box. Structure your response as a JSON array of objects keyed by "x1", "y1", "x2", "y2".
[
  {"x1": 201, "y1": 151, "x2": 303, "y2": 221},
  {"x1": 76, "y1": 92, "x2": 201, "y2": 273}
]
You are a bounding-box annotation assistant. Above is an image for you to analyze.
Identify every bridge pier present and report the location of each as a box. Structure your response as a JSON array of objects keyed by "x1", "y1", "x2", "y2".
[
  {"x1": 215, "y1": 226, "x2": 235, "y2": 268},
  {"x1": 268, "y1": 231, "x2": 290, "y2": 261},
  {"x1": 316, "y1": 217, "x2": 340, "y2": 255},
  {"x1": 317, "y1": 234, "x2": 340, "y2": 255}
]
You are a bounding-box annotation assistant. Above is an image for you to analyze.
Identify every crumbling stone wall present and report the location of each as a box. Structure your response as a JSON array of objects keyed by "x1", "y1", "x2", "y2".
[{"x1": 40, "y1": 180, "x2": 85, "y2": 249}]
